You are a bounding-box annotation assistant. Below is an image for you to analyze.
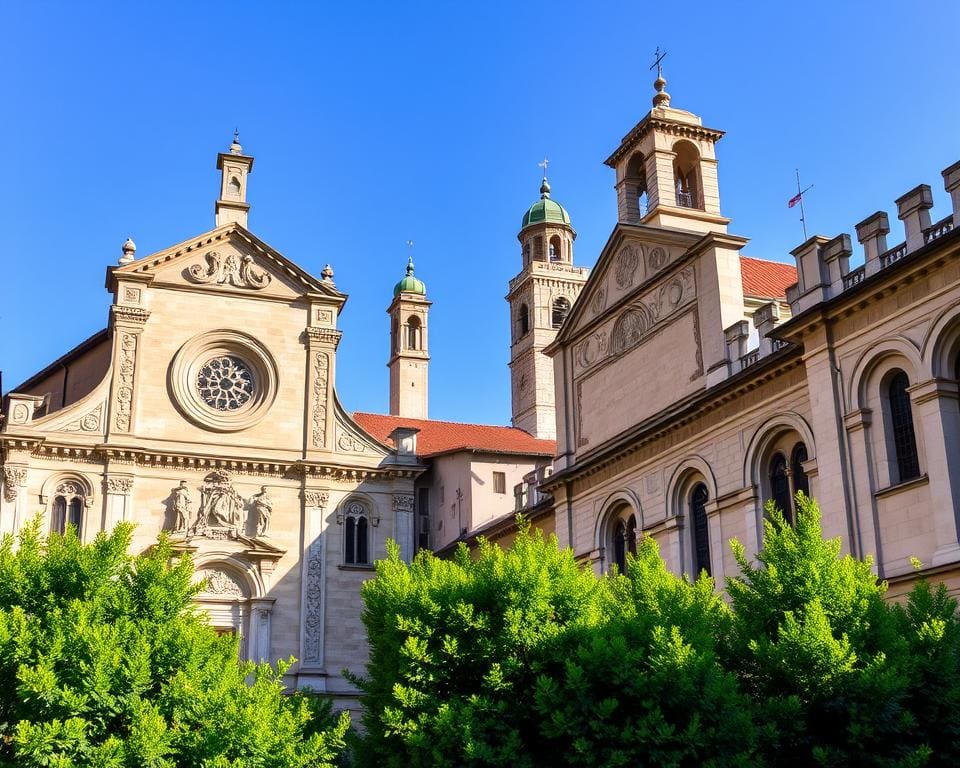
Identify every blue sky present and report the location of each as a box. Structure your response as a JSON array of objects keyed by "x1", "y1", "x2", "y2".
[{"x1": 2, "y1": 1, "x2": 958, "y2": 426}]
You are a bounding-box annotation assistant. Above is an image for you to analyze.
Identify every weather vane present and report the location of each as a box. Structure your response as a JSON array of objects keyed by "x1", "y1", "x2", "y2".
[
  {"x1": 406, "y1": 239, "x2": 414, "y2": 253},
  {"x1": 538, "y1": 157, "x2": 549, "y2": 178},
  {"x1": 649, "y1": 46, "x2": 667, "y2": 77}
]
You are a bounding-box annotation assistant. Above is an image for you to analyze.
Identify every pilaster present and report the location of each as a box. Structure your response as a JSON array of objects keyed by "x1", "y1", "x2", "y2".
[
  {"x1": 305, "y1": 326, "x2": 341, "y2": 455},
  {"x1": 105, "y1": 304, "x2": 151, "y2": 439}
]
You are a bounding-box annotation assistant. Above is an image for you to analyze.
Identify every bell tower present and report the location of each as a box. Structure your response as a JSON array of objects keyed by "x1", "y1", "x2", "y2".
[
  {"x1": 605, "y1": 53, "x2": 729, "y2": 234},
  {"x1": 388, "y1": 252, "x2": 430, "y2": 419},
  {"x1": 215, "y1": 131, "x2": 254, "y2": 229},
  {"x1": 507, "y1": 166, "x2": 589, "y2": 440}
]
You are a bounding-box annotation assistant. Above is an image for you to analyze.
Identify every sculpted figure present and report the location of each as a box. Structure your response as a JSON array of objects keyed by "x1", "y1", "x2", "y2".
[
  {"x1": 172, "y1": 480, "x2": 192, "y2": 532},
  {"x1": 193, "y1": 470, "x2": 243, "y2": 536},
  {"x1": 251, "y1": 486, "x2": 273, "y2": 537}
]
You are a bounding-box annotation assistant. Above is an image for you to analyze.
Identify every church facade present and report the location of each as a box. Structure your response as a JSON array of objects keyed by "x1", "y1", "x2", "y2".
[{"x1": 543, "y1": 70, "x2": 960, "y2": 598}]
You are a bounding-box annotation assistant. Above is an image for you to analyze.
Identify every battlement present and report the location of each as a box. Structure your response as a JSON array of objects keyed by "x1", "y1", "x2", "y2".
[{"x1": 785, "y1": 158, "x2": 960, "y2": 316}]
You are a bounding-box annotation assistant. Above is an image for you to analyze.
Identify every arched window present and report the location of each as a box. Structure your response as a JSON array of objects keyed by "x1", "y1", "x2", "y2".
[
  {"x1": 518, "y1": 304, "x2": 529, "y2": 337},
  {"x1": 534, "y1": 236, "x2": 544, "y2": 261},
  {"x1": 887, "y1": 370, "x2": 920, "y2": 482},
  {"x1": 552, "y1": 297, "x2": 571, "y2": 329},
  {"x1": 612, "y1": 519, "x2": 627, "y2": 573},
  {"x1": 50, "y1": 480, "x2": 86, "y2": 535},
  {"x1": 626, "y1": 514, "x2": 637, "y2": 558},
  {"x1": 406, "y1": 316, "x2": 421, "y2": 351},
  {"x1": 343, "y1": 501, "x2": 370, "y2": 565},
  {"x1": 769, "y1": 452, "x2": 792, "y2": 525},
  {"x1": 673, "y1": 141, "x2": 702, "y2": 210},
  {"x1": 522, "y1": 242, "x2": 530, "y2": 267},
  {"x1": 624, "y1": 152, "x2": 648, "y2": 221},
  {"x1": 549, "y1": 235, "x2": 562, "y2": 262},
  {"x1": 791, "y1": 443, "x2": 810, "y2": 499},
  {"x1": 690, "y1": 483, "x2": 711, "y2": 577},
  {"x1": 608, "y1": 509, "x2": 638, "y2": 574}
]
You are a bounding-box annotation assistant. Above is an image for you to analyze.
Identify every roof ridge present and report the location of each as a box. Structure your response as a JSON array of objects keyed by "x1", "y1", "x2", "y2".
[{"x1": 353, "y1": 411, "x2": 537, "y2": 434}]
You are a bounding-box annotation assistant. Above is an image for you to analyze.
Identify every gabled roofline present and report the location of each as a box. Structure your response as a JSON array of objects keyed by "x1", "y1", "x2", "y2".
[{"x1": 6, "y1": 327, "x2": 109, "y2": 396}]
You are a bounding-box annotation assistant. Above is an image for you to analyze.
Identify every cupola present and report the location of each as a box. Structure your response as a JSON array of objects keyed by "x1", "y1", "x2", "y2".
[{"x1": 393, "y1": 256, "x2": 426, "y2": 297}]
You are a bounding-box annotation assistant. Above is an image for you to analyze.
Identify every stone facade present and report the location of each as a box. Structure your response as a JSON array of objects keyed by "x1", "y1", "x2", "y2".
[
  {"x1": 0, "y1": 139, "x2": 423, "y2": 710},
  {"x1": 544, "y1": 74, "x2": 960, "y2": 598}
]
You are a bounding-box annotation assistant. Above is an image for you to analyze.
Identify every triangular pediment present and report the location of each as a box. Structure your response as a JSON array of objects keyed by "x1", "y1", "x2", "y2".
[
  {"x1": 112, "y1": 222, "x2": 344, "y2": 302},
  {"x1": 331, "y1": 392, "x2": 390, "y2": 460},
  {"x1": 553, "y1": 223, "x2": 702, "y2": 346}
]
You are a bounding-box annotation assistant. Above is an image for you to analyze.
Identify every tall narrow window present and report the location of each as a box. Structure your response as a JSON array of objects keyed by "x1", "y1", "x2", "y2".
[
  {"x1": 51, "y1": 496, "x2": 67, "y2": 535},
  {"x1": 522, "y1": 243, "x2": 531, "y2": 267},
  {"x1": 888, "y1": 370, "x2": 920, "y2": 483},
  {"x1": 791, "y1": 443, "x2": 810, "y2": 499},
  {"x1": 417, "y1": 487, "x2": 430, "y2": 551},
  {"x1": 626, "y1": 514, "x2": 638, "y2": 558},
  {"x1": 549, "y1": 235, "x2": 562, "y2": 262},
  {"x1": 769, "y1": 452, "x2": 792, "y2": 524},
  {"x1": 613, "y1": 519, "x2": 627, "y2": 573},
  {"x1": 493, "y1": 471, "x2": 506, "y2": 494},
  {"x1": 343, "y1": 502, "x2": 371, "y2": 565},
  {"x1": 552, "y1": 297, "x2": 571, "y2": 329},
  {"x1": 690, "y1": 484, "x2": 711, "y2": 577},
  {"x1": 406, "y1": 316, "x2": 421, "y2": 351},
  {"x1": 518, "y1": 304, "x2": 529, "y2": 337}
]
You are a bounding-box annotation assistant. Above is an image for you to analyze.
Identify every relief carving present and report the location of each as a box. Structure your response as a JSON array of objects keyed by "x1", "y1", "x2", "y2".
[
  {"x1": 614, "y1": 244, "x2": 641, "y2": 289},
  {"x1": 10, "y1": 404, "x2": 29, "y2": 425},
  {"x1": 171, "y1": 480, "x2": 192, "y2": 533},
  {"x1": 590, "y1": 285, "x2": 607, "y2": 316},
  {"x1": 303, "y1": 489, "x2": 330, "y2": 509},
  {"x1": 312, "y1": 352, "x2": 329, "y2": 449},
  {"x1": 576, "y1": 332, "x2": 608, "y2": 370},
  {"x1": 105, "y1": 476, "x2": 133, "y2": 495},
  {"x1": 336, "y1": 427, "x2": 370, "y2": 454},
  {"x1": 648, "y1": 246, "x2": 668, "y2": 270},
  {"x1": 192, "y1": 470, "x2": 243, "y2": 538},
  {"x1": 611, "y1": 305, "x2": 655, "y2": 355},
  {"x1": 302, "y1": 537, "x2": 324, "y2": 662},
  {"x1": 2, "y1": 467, "x2": 26, "y2": 503},
  {"x1": 186, "y1": 250, "x2": 272, "y2": 290},
  {"x1": 200, "y1": 568, "x2": 245, "y2": 597},
  {"x1": 64, "y1": 404, "x2": 103, "y2": 433},
  {"x1": 392, "y1": 494, "x2": 414, "y2": 513},
  {"x1": 114, "y1": 332, "x2": 137, "y2": 432},
  {"x1": 250, "y1": 486, "x2": 272, "y2": 537}
]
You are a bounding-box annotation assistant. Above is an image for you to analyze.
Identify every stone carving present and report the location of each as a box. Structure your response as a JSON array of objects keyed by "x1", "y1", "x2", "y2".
[
  {"x1": 611, "y1": 305, "x2": 655, "y2": 355},
  {"x1": 316, "y1": 309, "x2": 333, "y2": 325},
  {"x1": 106, "y1": 477, "x2": 133, "y2": 495},
  {"x1": 186, "y1": 250, "x2": 272, "y2": 289},
  {"x1": 306, "y1": 327, "x2": 343, "y2": 347},
  {"x1": 302, "y1": 537, "x2": 324, "y2": 662},
  {"x1": 110, "y1": 305, "x2": 151, "y2": 324},
  {"x1": 392, "y1": 494, "x2": 414, "y2": 513},
  {"x1": 114, "y1": 332, "x2": 137, "y2": 432},
  {"x1": 201, "y1": 568, "x2": 245, "y2": 597},
  {"x1": 55, "y1": 481, "x2": 84, "y2": 499},
  {"x1": 192, "y1": 470, "x2": 243, "y2": 537},
  {"x1": 336, "y1": 427, "x2": 369, "y2": 454},
  {"x1": 576, "y1": 331, "x2": 609, "y2": 369},
  {"x1": 3, "y1": 467, "x2": 26, "y2": 503},
  {"x1": 123, "y1": 286, "x2": 141, "y2": 303},
  {"x1": 590, "y1": 285, "x2": 607, "y2": 315},
  {"x1": 251, "y1": 486, "x2": 272, "y2": 537},
  {"x1": 171, "y1": 480, "x2": 192, "y2": 532},
  {"x1": 10, "y1": 404, "x2": 29, "y2": 425},
  {"x1": 303, "y1": 489, "x2": 330, "y2": 509},
  {"x1": 615, "y1": 244, "x2": 641, "y2": 289},
  {"x1": 63, "y1": 405, "x2": 103, "y2": 433},
  {"x1": 312, "y1": 352, "x2": 329, "y2": 449},
  {"x1": 648, "y1": 246, "x2": 668, "y2": 270}
]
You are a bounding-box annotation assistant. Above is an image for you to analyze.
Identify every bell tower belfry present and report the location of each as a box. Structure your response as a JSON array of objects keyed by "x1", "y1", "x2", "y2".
[
  {"x1": 507, "y1": 166, "x2": 589, "y2": 440},
  {"x1": 605, "y1": 54, "x2": 729, "y2": 234},
  {"x1": 388, "y1": 253, "x2": 430, "y2": 419},
  {"x1": 215, "y1": 131, "x2": 254, "y2": 229}
]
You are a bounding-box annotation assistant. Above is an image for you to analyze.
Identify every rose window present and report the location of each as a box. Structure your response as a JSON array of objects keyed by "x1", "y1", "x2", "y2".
[{"x1": 197, "y1": 356, "x2": 255, "y2": 411}]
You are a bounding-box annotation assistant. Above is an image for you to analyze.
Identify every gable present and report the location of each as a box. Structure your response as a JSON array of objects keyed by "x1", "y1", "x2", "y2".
[
  {"x1": 111, "y1": 223, "x2": 343, "y2": 303},
  {"x1": 554, "y1": 223, "x2": 701, "y2": 347}
]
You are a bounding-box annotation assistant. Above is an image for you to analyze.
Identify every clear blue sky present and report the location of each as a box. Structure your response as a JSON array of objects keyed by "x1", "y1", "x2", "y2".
[{"x1": 2, "y1": 2, "x2": 958, "y2": 425}]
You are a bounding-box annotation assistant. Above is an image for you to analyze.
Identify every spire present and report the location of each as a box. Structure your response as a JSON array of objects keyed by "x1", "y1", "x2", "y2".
[
  {"x1": 216, "y1": 132, "x2": 254, "y2": 228},
  {"x1": 230, "y1": 128, "x2": 242, "y2": 154},
  {"x1": 405, "y1": 254, "x2": 415, "y2": 276},
  {"x1": 650, "y1": 46, "x2": 671, "y2": 108}
]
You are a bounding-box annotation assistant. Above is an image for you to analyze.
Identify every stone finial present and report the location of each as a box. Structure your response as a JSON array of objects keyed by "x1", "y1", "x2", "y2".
[
  {"x1": 119, "y1": 237, "x2": 136, "y2": 265},
  {"x1": 230, "y1": 128, "x2": 242, "y2": 155},
  {"x1": 321, "y1": 264, "x2": 335, "y2": 285},
  {"x1": 652, "y1": 74, "x2": 671, "y2": 108}
]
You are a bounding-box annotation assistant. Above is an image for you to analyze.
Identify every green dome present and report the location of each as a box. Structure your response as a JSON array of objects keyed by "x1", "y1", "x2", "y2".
[
  {"x1": 521, "y1": 177, "x2": 572, "y2": 230},
  {"x1": 394, "y1": 256, "x2": 426, "y2": 297}
]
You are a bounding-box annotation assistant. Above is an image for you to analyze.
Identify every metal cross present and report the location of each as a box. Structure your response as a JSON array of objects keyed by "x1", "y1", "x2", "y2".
[
  {"x1": 649, "y1": 46, "x2": 667, "y2": 76},
  {"x1": 406, "y1": 239, "x2": 414, "y2": 252},
  {"x1": 538, "y1": 157, "x2": 549, "y2": 178}
]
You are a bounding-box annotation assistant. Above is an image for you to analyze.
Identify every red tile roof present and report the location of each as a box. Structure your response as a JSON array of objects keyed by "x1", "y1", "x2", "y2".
[
  {"x1": 353, "y1": 412, "x2": 556, "y2": 458},
  {"x1": 740, "y1": 256, "x2": 797, "y2": 299}
]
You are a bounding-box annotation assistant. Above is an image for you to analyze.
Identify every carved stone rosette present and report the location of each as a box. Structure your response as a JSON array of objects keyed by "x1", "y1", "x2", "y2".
[{"x1": 2, "y1": 467, "x2": 27, "y2": 503}]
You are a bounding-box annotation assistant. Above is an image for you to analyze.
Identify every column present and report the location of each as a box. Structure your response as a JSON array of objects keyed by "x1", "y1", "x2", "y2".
[
  {"x1": 104, "y1": 475, "x2": 134, "y2": 530},
  {"x1": 843, "y1": 409, "x2": 882, "y2": 571},
  {"x1": 106, "y1": 305, "x2": 150, "y2": 437},
  {"x1": 1, "y1": 465, "x2": 28, "y2": 535},
  {"x1": 304, "y1": 327, "x2": 341, "y2": 455},
  {"x1": 393, "y1": 493, "x2": 415, "y2": 563},
  {"x1": 247, "y1": 599, "x2": 275, "y2": 663}
]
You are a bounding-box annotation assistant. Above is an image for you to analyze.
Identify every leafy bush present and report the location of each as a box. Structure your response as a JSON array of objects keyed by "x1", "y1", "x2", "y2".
[
  {"x1": 0, "y1": 520, "x2": 349, "y2": 768},
  {"x1": 355, "y1": 500, "x2": 960, "y2": 767}
]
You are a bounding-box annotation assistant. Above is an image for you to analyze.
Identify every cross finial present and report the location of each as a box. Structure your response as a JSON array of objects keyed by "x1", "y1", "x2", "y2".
[
  {"x1": 405, "y1": 240, "x2": 415, "y2": 274},
  {"x1": 538, "y1": 157, "x2": 549, "y2": 179},
  {"x1": 649, "y1": 47, "x2": 667, "y2": 77}
]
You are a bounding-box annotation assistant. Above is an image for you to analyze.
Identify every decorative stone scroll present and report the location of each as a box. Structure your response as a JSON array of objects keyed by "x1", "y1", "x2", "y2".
[
  {"x1": 114, "y1": 332, "x2": 138, "y2": 432},
  {"x1": 186, "y1": 251, "x2": 272, "y2": 289},
  {"x1": 311, "y1": 352, "x2": 329, "y2": 449},
  {"x1": 2, "y1": 467, "x2": 26, "y2": 503}
]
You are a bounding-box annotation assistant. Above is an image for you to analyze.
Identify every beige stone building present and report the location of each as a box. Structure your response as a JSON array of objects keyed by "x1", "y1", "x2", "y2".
[{"x1": 543, "y1": 70, "x2": 960, "y2": 598}]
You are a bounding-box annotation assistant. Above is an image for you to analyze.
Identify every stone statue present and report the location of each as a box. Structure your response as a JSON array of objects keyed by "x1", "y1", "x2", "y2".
[
  {"x1": 193, "y1": 470, "x2": 243, "y2": 537},
  {"x1": 251, "y1": 486, "x2": 273, "y2": 537},
  {"x1": 172, "y1": 480, "x2": 192, "y2": 533}
]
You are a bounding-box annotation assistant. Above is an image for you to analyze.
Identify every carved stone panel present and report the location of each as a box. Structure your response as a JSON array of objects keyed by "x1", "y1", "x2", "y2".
[
  {"x1": 114, "y1": 332, "x2": 138, "y2": 432},
  {"x1": 186, "y1": 251, "x2": 272, "y2": 289},
  {"x1": 192, "y1": 470, "x2": 244, "y2": 538},
  {"x1": 198, "y1": 567, "x2": 246, "y2": 597},
  {"x1": 311, "y1": 352, "x2": 329, "y2": 449},
  {"x1": 301, "y1": 536, "x2": 324, "y2": 664},
  {"x1": 2, "y1": 467, "x2": 26, "y2": 503}
]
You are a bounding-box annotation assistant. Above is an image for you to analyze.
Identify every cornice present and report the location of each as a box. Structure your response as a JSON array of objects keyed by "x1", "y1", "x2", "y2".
[
  {"x1": 305, "y1": 327, "x2": 343, "y2": 347},
  {"x1": 110, "y1": 305, "x2": 151, "y2": 326}
]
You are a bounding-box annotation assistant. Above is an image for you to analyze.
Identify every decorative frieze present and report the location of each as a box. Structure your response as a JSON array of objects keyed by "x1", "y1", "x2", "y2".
[
  {"x1": 311, "y1": 352, "x2": 329, "y2": 449},
  {"x1": 186, "y1": 250, "x2": 272, "y2": 289},
  {"x1": 392, "y1": 494, "x2": 414, "y2": 513},
  {"x1": 113, "y1": 332, "x2": 138, "y2": 432},
  {"x1": 306, "y1": 327, "x2": 343, "y2": 347},
  {"x1": 63, "y1": 404, "x2": 103, "y2": 433},
  {"x1": 105, "y1": 476, "x2": 133, "y2": 495},
  {"x1": 110, "y1": 305, "x2": 151, "y2": 325},
  {"x1": 303, "y1": 489, "x2": 330, "y2": 509},
  {"x1": 302, "y1": 536, "x2": 324, "y2": 663}
]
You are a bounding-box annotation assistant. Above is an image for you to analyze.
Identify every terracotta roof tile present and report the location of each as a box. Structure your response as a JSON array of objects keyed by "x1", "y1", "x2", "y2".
[
  {"x1": 740, "y1": 256, "x2": 797, "y2": 299},
  {"x1": 353, "y1": 412, "x2": 556, "y2": 458}
]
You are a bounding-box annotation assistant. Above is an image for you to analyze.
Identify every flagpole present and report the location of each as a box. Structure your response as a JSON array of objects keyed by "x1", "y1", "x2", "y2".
[{"x1": 796, "y1": 168, "x2": 807, "y2": 242}]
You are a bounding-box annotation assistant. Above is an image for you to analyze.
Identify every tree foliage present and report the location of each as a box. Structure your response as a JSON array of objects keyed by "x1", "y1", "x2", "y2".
[
  {"x1": 0, "y1": 520, "x2": 349, "y2": 768},
  {"x1": 355, "y1": 499, "x2": 960, "y2": 767}
]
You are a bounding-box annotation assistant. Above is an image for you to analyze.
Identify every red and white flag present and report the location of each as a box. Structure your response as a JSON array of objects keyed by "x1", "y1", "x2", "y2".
[{"x1": 788, "y1": 192, "x2": 802, "y2": 208}]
